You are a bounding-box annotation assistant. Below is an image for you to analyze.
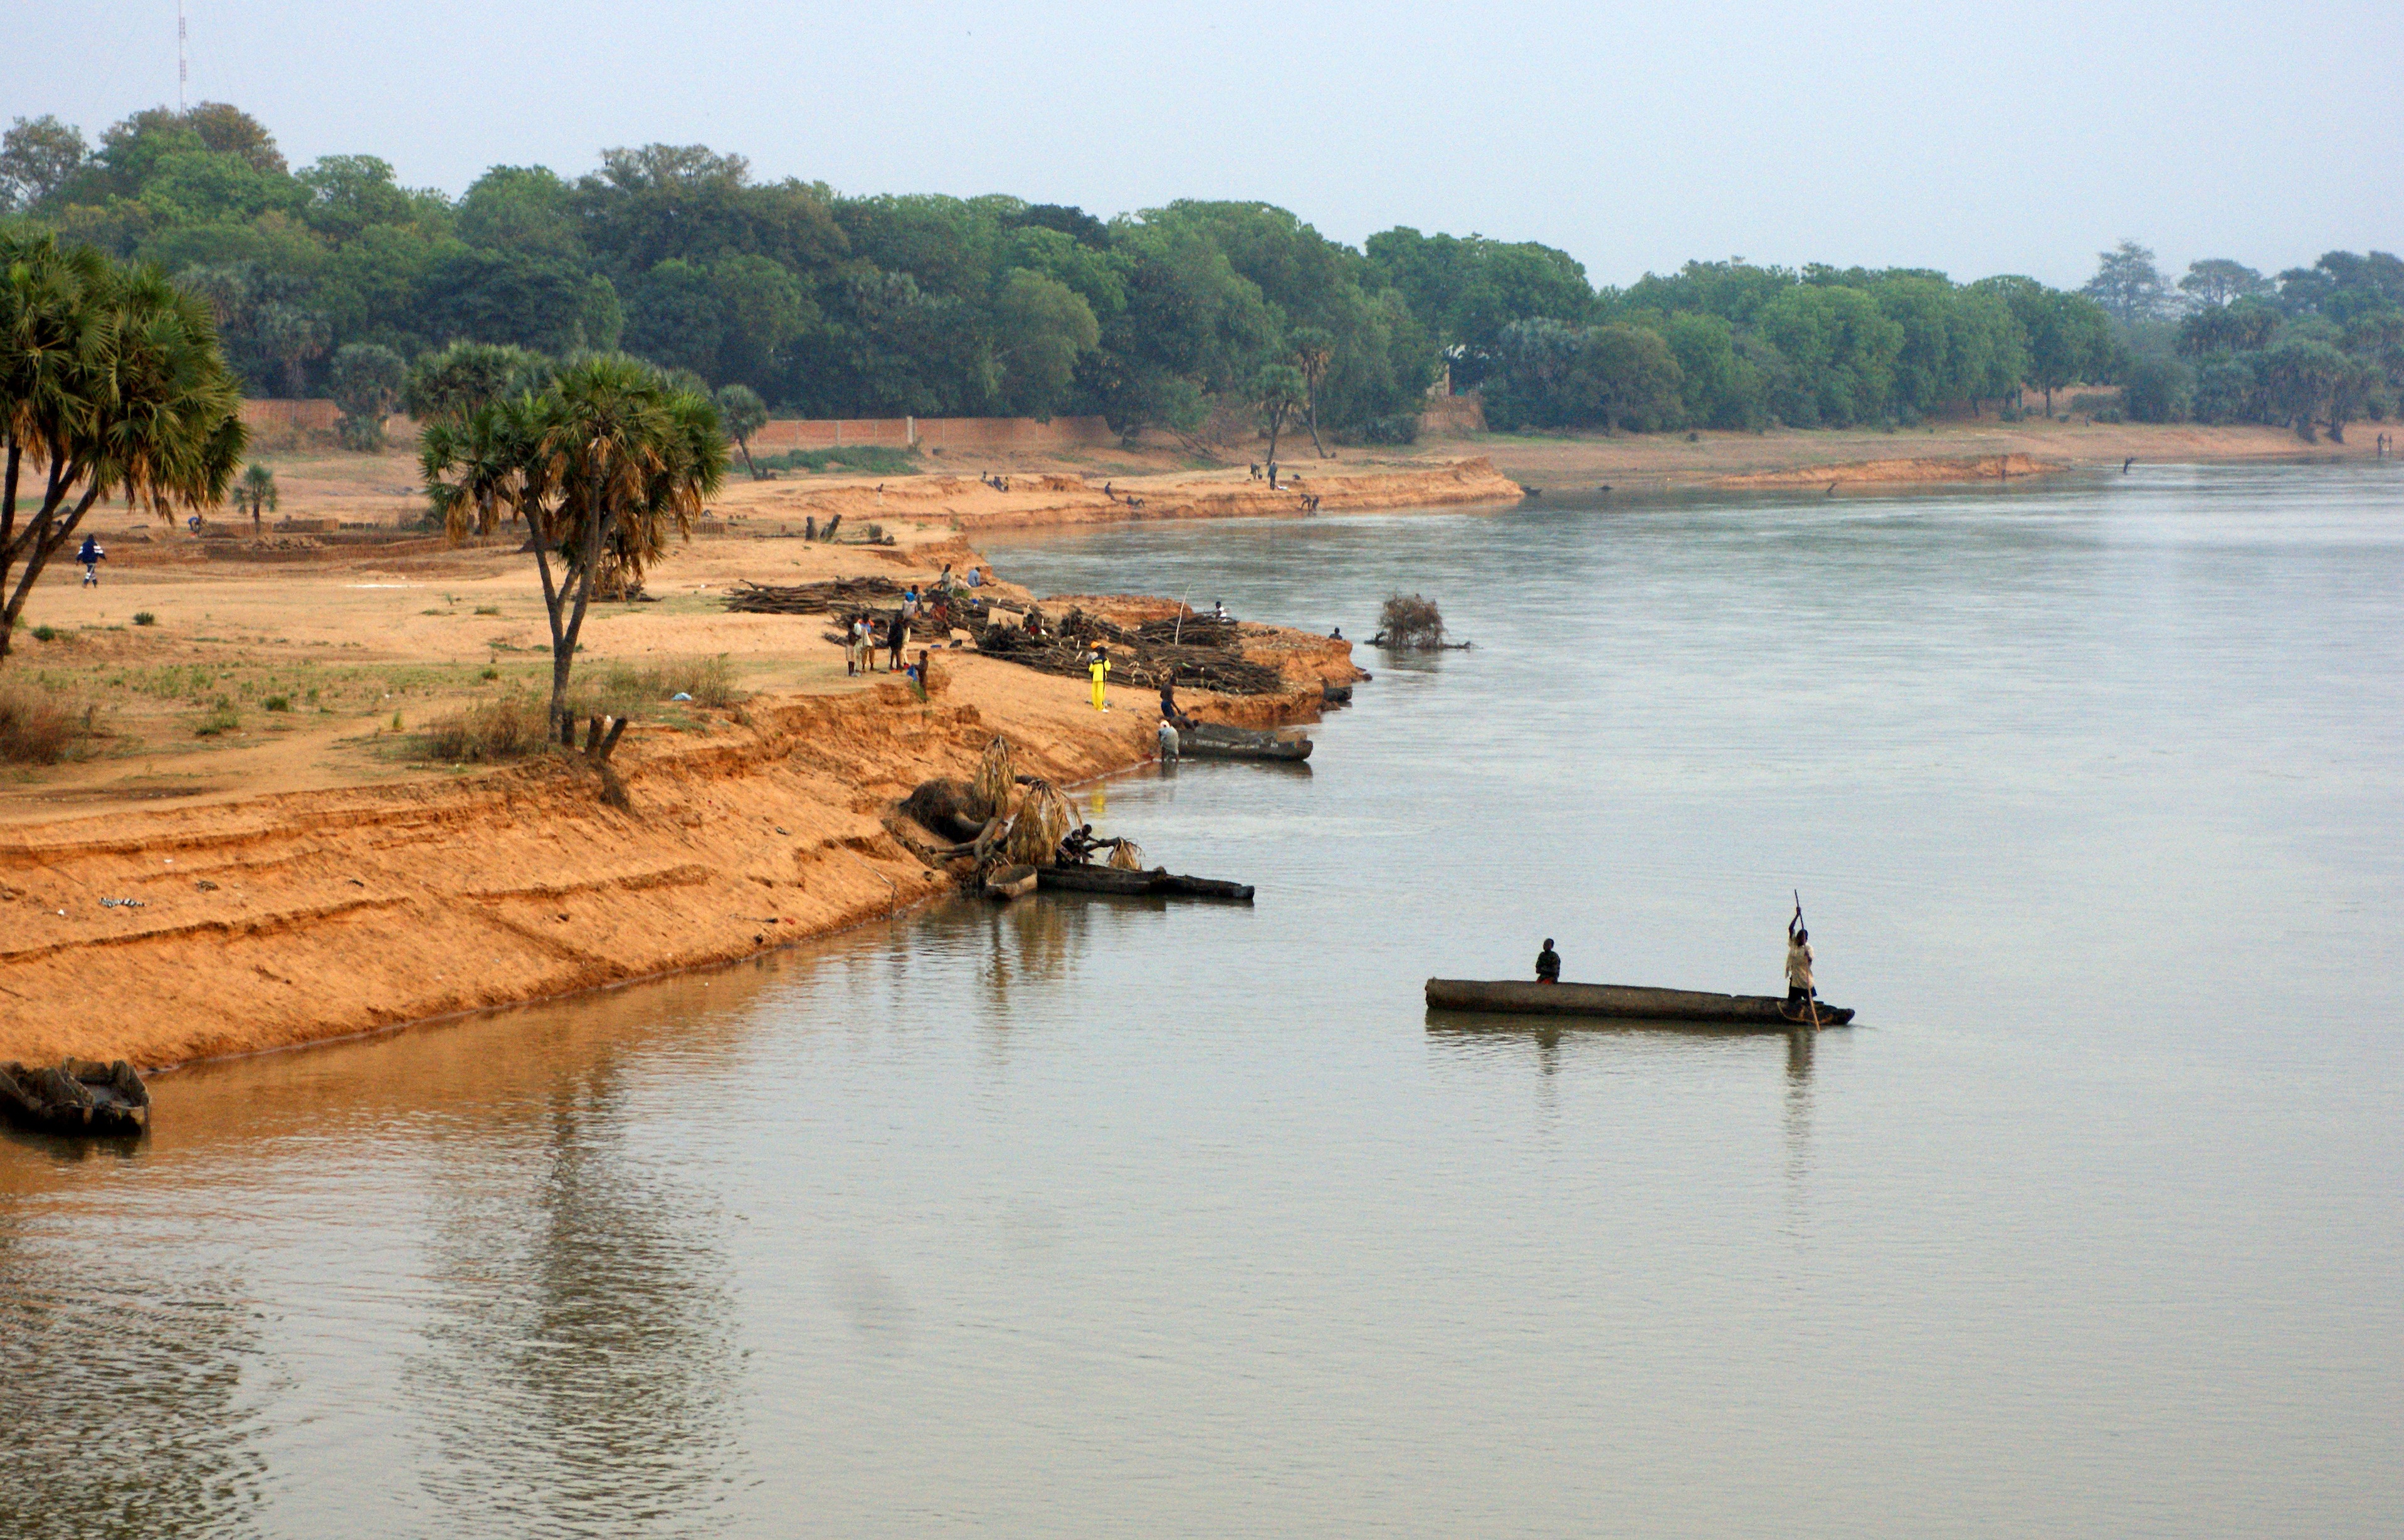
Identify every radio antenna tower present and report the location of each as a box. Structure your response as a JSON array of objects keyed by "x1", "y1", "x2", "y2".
[{"x1": 178, "y1": 1, "x2": 189, "y2": 112}]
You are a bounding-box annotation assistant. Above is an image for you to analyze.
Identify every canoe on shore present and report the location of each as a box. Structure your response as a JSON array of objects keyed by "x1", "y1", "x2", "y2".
[
  {"x1": 1176, "y1": 722, "x2": 1312, "y2": 762},
  {"x1": 1037, "y1": 865, "x2": 1255, "y2": 901},
  {"x1": 0, "y1": 1059, "x2": 151, "y2": 1136},
  {"x1": 1423, "y1": 979, "x2": 1855, "y2": 1027}
]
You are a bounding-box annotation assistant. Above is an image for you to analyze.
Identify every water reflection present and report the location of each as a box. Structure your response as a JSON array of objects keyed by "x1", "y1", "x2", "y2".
[{"x1": 0, "y1": 1219, "x2": 270, "y2": 1539}]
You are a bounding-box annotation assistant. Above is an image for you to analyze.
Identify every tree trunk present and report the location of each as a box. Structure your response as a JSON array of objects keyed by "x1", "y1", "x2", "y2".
[
  {"x1": 1264, "y1": 409, "x2": 1284, "y2": 468},
  {"x1": 738, "y1": 438, "x2": 759, "y2": 479},
  {"x1": 0, "y1": 459, "x2": 98, "y2": 665},
  {"x1": 1304, "y1": 389, "x2": 1327, "y2": 458},
  {"x1": 2043, "y1": 386, "x2": 2055, "y2": 416}
]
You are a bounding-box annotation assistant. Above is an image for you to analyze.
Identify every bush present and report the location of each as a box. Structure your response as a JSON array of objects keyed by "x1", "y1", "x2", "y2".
[
  {"x1": 133, "y1": 611, "x2": 156, "y2": 626},
  {"x1": 1344, "y1": 413, "x2": 1420, "y2": 445},
  {"x1": 579, "y1": 655, "x2": 741, "y2": 714},
  {"x1": 0, "y1": 683, "x2": 96, "y2": 764},
  {"x1": 31, "y1": 625, "x2": 56, "y2": 643},
  {"x1": 424, "y1": 693, "x2": 551, "y2": 762},
  {"x1": 753, "y1": 446, "x2": 920, "y2": 477},
  {"x1": 1377, "y1": 593, "x2": 1447, "y2": 648},
  {"x1": 194, "y1": 697, "x2": 239, "y2": 737},
  {"x1": 2121, "y1": 356, "x2": 2193, "y2": 424},
  {"x1": 263, "y1": 695, "x2": 292, "y2": 712}
]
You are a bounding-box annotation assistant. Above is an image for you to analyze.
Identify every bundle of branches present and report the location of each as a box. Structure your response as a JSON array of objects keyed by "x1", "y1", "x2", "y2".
[
  {"x1": 1376, "y1": 593, "x2": 1446, "y2": 648},
  {"x1": 725, "y1": 577, "x2": 899, "y2": 615},
  {"x1": 1003, "y1": 779, "x2": 1078, "y2": 867},
  {"x1": 973, "y1": 623, "x2": 1288, "y2": 695},
  {"x1": 971, "y1": 736, "x2": 1017, "y2": 822},
  {"x1": 1107, "y1": 838, "x2": 1146, "y2": 871},
  {"x1": 1131, "y1": 616, "x2": 1238, "y2": 648}
]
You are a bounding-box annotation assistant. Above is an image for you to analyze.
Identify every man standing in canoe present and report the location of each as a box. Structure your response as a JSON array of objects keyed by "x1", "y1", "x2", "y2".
[
  {"x1": 1786, "y1": 911, "x2": 1815, "y2": 1007},
  {"x1": 1536, "y1": 939, "x2": 1561, "y2": 983}
]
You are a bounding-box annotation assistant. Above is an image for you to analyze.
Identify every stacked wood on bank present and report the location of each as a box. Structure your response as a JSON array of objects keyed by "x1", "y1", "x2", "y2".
[
  {"x1": 724, "y1": 577, "x2": 899, "y2": 614},
  {"x1": 975, "y1": 606, "x2": 1286, "y2": 695}
]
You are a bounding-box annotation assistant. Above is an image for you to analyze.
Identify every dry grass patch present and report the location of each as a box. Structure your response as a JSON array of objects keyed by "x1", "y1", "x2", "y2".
[{"x1": 0, "y1": 682, "x2": 100, "y2": 764}]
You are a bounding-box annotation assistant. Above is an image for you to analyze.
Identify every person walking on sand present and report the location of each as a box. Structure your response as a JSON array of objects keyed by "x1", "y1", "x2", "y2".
[
  {"x1": 1536, "y1": 939, "x2": 1561, "y2": 983},
  {"x1": 845, "y1": 615, "x2": 860, "y2": 676},
  {"x1": 76, "y1": 534, "x2": 105, "y2": 586},
  {"x1": 1087, "y1": 641, "x2": 1112, "y2": 712},
  {"x1": 885, "y1": 610, "x2": 907, "y2": 672}
]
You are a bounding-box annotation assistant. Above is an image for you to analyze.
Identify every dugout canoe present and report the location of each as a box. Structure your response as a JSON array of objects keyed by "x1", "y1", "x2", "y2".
[
  {"x1": 0, "y1": 1059, "x2": 151, "y2": 1137},
  {"x1": 1423, "y1": 979, "x2": 1855, "y2": 1027},
  {"x1": 1037, "y1": 865, "x2": 1256, "y2": 901},
  {"x1": 983, "y1": 863, "x2": 1038, "y2": 899},
  {"x1": 1175, "y1": 722, "x2": 1312, "y2": 762}
]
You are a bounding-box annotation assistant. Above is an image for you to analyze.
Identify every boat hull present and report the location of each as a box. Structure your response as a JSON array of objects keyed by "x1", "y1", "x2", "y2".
[
  {"x1": 1176, "y1": 724, "x2": 1312, "y2": 762},
  {"x1": 1036, "y1": 865, "x2": 1255, "y2": 900},
  {"x1": 1424, "y1": 979, "x2": 1854, "y2": 1026},
  {"x1": 0, "y1": 1059, "x2": 151, "y2": 1136}
]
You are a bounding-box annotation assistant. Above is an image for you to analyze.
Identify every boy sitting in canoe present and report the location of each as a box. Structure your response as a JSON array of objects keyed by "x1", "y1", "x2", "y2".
[{"x1": 1536, "y1": 939, "x2": 1561, "y2": 983}]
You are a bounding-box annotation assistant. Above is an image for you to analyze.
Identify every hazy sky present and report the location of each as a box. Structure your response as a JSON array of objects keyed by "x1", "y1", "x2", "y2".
[{"x1": 19, "y1": 0, "x2": 2402, "y2": 290}]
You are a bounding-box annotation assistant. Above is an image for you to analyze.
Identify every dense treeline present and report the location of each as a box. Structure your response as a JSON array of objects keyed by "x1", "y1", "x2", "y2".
[
  {"x1": 4, "y1": 105, "x2": 2395, "y2": 446},
  {"x1": 2080, "y1": 241, "x2": 2404, "y2": 441}
]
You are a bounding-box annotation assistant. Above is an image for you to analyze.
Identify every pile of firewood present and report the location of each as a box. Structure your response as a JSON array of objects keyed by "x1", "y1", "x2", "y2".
[{"x1": 724, "y1": 577, "x2": 899, "y2": 614}]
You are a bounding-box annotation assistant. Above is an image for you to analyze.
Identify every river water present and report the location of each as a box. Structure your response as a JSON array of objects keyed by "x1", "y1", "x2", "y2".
[{"x1": 4, "y1": 464, "x2": 2400, "y2": 1537}]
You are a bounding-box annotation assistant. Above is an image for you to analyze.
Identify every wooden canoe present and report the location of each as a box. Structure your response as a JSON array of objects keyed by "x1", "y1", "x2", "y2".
[
  {"x1": 1036, "y1": 864, "x2": 1255, "y2": 901},
  {"x1": 1424, "y1": 979, "x2": 1855, "y2": 1026},
  {"x1": 0, "y1": 1058, "x2": 151, "y2": 1136},
  {"x1": 983, "y1": 863, "x2": 1038, "y2": 899},
  {"x1": 1176, "y1": 722, "x2": 1312, "y2": 762}
]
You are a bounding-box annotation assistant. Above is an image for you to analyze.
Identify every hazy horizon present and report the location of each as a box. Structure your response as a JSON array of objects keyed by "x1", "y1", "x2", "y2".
[{"x1": 18, "y1": 0, "x2": 2403, "y2": 290}]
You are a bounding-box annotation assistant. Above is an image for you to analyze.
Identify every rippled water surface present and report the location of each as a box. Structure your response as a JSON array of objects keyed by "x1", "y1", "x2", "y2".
[{"x1": 6, "y1": 465, "x2": 2401, "y2": 1537}]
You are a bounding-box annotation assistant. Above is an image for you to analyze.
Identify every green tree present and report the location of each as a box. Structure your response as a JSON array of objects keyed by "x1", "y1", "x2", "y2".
[
  {"x1": 2178, "y1": 260, "x2": 2269, "y2": 309},
  {"x1": 258, "y1": 300, "x2": 330, "y2": 395},
  {"x1": 1, "y1": 233, "x2": 245, "y2": 662},
  {"x1": 2119, "y1": 356, "x2": 2191, "y2": 423},
  {"x1": 0, "y1": 115, "x2": 90, "y2": 211},
  {"x1": 456, "y1": 165, "x2": 584, "y2": 259},
  {"x1": 328, "y1": 342, "x2": 408, "y2": 450},
  {"x1": 1579, "y1": 323, "x2": 1683, "y2": 434},
  {"x1": 1288, "y1": 325, "x2": 1335, "y2": 455},
  {"x1": 2259, "y1": 336, "x2": 2349, "y2": 441},
  {"x1": 295, "y1": 155, "x2": 419, "y2": 244},
  {"x1": 405, "y1": 340, "x2": 549, "y2": 425},
  {"x1": 236, "y1": 461, "x2": 278, "y2": 529},
  {"x1": 714, "y1": 382, "x2": 768, "y2": 477},
  {"x1": 989, "y1": 269, "x2": 1099, "y2": 418},
  {"x1": 2081, "y1": 240, "x2": 2171, "y2": 324},
  {"x1": 419, "y1": 247, "x2": 622, "y2": 356},
  {"x1": 1978, "y1": 277, "x2": 2109, "y2": 415},
  {"x1": 424, "y1": 356, "x2": 727, "y2": 737},
  {"x1": 1253, "y1": 362, "x2": 1307, "y2": 465}
]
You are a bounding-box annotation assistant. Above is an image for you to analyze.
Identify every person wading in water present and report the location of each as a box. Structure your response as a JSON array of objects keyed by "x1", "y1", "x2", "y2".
[{"x1": 1536, "y1": 938, "x2": 1561, "y2": 983}]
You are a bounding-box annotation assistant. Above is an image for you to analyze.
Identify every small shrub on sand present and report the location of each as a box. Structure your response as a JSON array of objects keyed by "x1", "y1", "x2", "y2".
[
  {"x1": 0, "y1": 683, "x2": 97, "y2": 764},
  {"x1": 424, "y1": 694, "x2": 551, "y2": 763},
  {"x1": 194, "y1": 697, "x2": 240, "y2": 737},
  {"x1": 263, "y1": 695, "x2": 292, "y2": 712},
  {"x1": 133, "y1": 611, "x2": 156, "y2": 626},
  {"x1": 1378, "y1": 593, "x2": 1447, "y2": 648},
  {"x1": 580, "y1": 655, "x2": 741, "y2": 714}
]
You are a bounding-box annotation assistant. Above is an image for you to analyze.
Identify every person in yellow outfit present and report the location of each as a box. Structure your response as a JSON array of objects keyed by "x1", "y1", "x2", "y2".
[{"x1": 1087, "y1": 641, "x2": 1112, "y2": 711}]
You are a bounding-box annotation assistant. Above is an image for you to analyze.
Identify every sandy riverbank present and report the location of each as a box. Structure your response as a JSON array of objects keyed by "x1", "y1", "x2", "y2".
[{"x1": 0, "y1": 514, "x2": 1356, "y2": 1067}]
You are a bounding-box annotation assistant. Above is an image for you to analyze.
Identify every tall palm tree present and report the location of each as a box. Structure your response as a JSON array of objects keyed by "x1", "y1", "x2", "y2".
[
  {"x1": 1, "y1": 234, "x2": 243, "y2": 662},
  {"x1": 430, "y1": 357, "x2": 725, "y2": 738}
]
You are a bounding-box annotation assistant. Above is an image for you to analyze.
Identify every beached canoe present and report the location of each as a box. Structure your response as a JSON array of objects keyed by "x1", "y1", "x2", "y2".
[
  {"x1": 1423, "y1": 979, "x2": 1855, "y2": 1027},
  {"x1": 1176, "y1": 722, "x2": 1312, "y2": 762},
  {"x1": 1037, "y1": 865, "x2": 1256, "y2": 901},
  {"x1": 983, "y1": 863, "x2": 1038, "y2": 899},
  {"x1": 0, "y1": 1059, "x2": 151, "y2": 1136}
]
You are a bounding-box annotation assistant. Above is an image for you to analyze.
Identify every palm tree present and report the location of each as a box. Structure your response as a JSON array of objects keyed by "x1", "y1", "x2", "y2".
[
  {"x1": 236, "y1": 462, "x2": 278, "y2": 531},
  {"x1": 428, "y1": 356, "x2": 725, "y2": 739},
  {"x1": 1, "y1": 233, "x2": 244, "y2": 662}
]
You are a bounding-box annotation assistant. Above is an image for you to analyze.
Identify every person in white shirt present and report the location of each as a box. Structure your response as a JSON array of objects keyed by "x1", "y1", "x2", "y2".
[{"x1": 1785, "y1": 914, "x2": 1815, "y2": 1006}]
